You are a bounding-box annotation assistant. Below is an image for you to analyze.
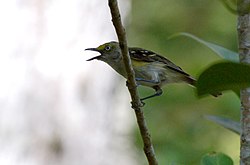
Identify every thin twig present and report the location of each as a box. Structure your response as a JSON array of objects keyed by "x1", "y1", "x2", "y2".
[{"x1": 108, "y1": 0, "x2": 158, "y2": 164}]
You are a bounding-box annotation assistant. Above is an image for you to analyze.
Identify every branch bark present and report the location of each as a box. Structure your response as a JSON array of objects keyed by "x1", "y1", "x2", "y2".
[
  {"x1": 238, "y1": 1, "x2": 250, "y2": 164},
  {"x1": 108, "y1": 0, "x2": 158, "y2": 164}
]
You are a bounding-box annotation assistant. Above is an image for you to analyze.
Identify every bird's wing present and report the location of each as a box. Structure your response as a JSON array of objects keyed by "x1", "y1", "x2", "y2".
[{"x1": 129, "y1": 47, "x2": 190, "y2": 76}]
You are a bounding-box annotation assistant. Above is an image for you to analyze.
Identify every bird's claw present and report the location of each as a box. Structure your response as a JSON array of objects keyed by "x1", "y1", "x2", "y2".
[
  {"x1": 140, "y1": 100, "x2": 145, "y2": 107},
  {"x1": 126, "y1": 80, "x2": 140, "y2": 87},
  {"x1": 130, "y1": 100, "x2": 145, "y2": 109}
]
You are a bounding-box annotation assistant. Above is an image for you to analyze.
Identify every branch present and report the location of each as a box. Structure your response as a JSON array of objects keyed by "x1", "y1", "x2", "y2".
[
  {"x1": 108, "y1": 0, "x2": 158, "y2": 164},
  {"x1": 237, "y1": 1, "x2": 250, "y2": 164}
]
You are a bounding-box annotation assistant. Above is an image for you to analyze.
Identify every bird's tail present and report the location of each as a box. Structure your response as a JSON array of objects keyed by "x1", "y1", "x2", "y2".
[
  {"x1": 184, "y1": 76, "x2": 196, "y2": 86},
  {"x1": 183, "y1": 76, "x2": 222, "y2": 97}
]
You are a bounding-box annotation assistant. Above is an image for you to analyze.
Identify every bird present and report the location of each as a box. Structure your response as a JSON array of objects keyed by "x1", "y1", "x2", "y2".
[{"x1": 86, "y1": 41, "x2": 221, "y2": 101}]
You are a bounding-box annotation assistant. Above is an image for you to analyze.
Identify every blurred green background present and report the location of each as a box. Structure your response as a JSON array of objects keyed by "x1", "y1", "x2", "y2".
[{"x1": 127, "y1": 0, "x2": 239, "y2": 164}]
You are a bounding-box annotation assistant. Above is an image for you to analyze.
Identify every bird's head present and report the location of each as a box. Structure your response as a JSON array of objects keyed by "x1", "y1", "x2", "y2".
[{"x1": 85, "y1": 41, "x2": 122, "y2": 63}]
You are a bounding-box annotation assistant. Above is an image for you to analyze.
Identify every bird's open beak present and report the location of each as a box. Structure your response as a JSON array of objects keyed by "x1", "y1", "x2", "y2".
[{"x1": 85, "y1": 48, "x2": 102, "y2": 61}]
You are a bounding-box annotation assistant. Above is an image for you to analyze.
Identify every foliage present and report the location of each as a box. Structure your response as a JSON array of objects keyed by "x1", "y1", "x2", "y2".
[
  {"x1": 197, "y1": 62, "x2": 250, "y2": 97},
  {"x1": 201, "y1": 152, "x2": 234, "y2": 165},
  {"x1": 205, "y1": 115, "x2": 240, "y2": 135},
  {"x1": 169, "y1": 32, "x2": 238, "y2": 62}
]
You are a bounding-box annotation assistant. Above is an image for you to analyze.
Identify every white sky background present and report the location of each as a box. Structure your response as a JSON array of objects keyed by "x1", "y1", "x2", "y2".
[{"x1": 0, "y1": 0, "x2": 138, "y2": 165}]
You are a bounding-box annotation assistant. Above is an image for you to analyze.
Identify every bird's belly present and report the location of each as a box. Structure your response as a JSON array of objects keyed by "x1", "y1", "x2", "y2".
[
  {"x1": 134, "y1": 66, "x2": 166, "y2": 87},
  {"x1": 134, "y1": 65, "x2": 184, "y2": 87}
]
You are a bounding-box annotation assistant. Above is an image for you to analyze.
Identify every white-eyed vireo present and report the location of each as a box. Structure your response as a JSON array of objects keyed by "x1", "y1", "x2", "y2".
[{"x1": 86, "y1": 41, "x2": 221, "y2": 101}]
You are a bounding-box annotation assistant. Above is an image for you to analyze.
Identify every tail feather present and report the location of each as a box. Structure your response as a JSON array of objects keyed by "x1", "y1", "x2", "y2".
[{"x1": 183, "y1": 76, "x2": 196, "y2": 86}]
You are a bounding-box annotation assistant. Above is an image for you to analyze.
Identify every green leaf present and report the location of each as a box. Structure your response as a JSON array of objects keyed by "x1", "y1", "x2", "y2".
[
  {"x1": 219, "y1": 0, "x2": 237, "y2": 14},
  {"x1": 169, "y1": 32, "x2": 239, "y2": 62},
  {"x1": 205, "y1": 115, "x2": 240, "y2": 135},
  {"x1": 201, "y1": 152, "x2": 233, "y2": 165},
  {"x1": 197, "y1": 61, "x2": 250, "y2": 96}
]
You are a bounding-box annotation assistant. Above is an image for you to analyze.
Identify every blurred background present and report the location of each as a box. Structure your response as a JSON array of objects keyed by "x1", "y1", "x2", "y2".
[{"x1": 0, "y1": 0, "x2": 239, "y2": 165}]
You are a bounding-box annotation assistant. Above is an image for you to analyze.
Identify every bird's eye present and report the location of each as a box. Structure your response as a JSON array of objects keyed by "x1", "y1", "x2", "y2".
[{"x1": 105, "y1": 46, "x2": 111, "y2": 51}]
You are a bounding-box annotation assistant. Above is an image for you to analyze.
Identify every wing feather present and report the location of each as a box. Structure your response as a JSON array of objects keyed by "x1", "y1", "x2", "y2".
[{"x1": 129, "y1": 47, "x2": 190, "y2": 76}]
